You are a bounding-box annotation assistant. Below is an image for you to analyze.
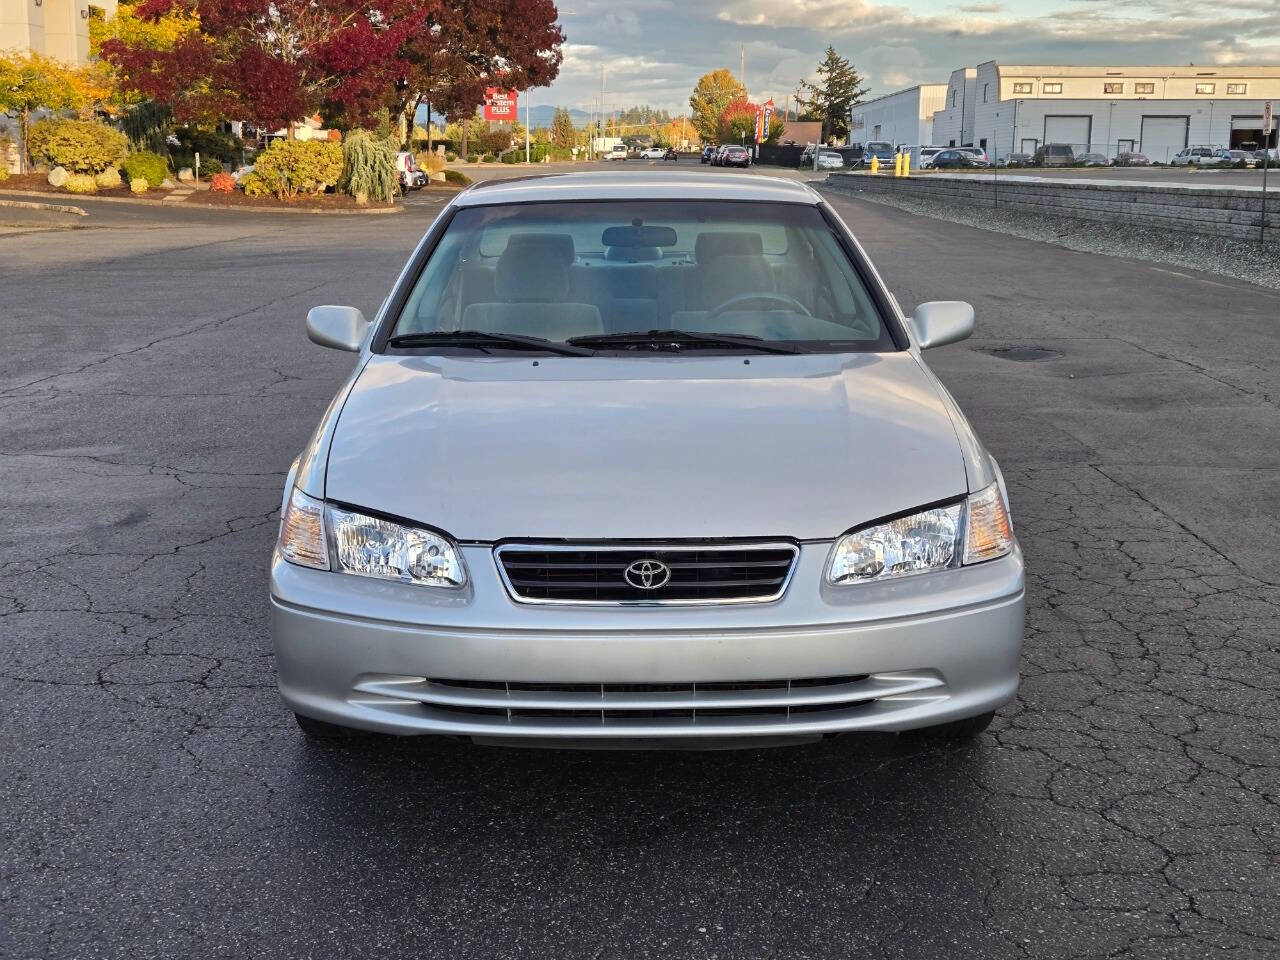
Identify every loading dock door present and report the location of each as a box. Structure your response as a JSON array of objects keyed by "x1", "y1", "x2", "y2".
[
  {"x1": 1141, "y1": 116, "x2": 1189, "y2": 163},
  {"x1": 1044, "y1": 115, "x2": 1092, "y2": 150},
  {"x1": 1230, "y1": 115, "x2": 1264, "y2": 149}
]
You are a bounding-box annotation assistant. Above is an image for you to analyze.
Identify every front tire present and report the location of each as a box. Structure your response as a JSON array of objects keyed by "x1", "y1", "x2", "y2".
[{"x1": 904, "y1": 710, "x2": 995, "y2": 741}]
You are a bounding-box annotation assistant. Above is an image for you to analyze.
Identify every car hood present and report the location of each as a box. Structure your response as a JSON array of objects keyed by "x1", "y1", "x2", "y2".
[{"x1": 324, "y1": 352, "x2": 967, "y2": 541}]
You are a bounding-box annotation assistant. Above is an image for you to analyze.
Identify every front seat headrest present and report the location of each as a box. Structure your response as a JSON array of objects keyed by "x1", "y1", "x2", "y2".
[{"x1": 496, "y1": 241, "x2": 571, "y2": 301}]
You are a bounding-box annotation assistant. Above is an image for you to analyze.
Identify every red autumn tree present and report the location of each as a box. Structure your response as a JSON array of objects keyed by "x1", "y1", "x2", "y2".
[
  {"x1": 395, "y1": 0, "x2": 563, "y2": 140},
  {"x1": 101, "y1": 0, "x2": 563, "y2": 137},
  {"x1": 718, "y1": 98, "x2": 759, "y2": 144}
]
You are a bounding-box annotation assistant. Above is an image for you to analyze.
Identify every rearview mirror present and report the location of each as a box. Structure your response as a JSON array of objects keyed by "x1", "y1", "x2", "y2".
[
  {"x1": 911, "y1": 301, "x2": 974, "y2": 350},
  {"x1": 306, "y1": 305, "x2": 368, "y2": 352}
]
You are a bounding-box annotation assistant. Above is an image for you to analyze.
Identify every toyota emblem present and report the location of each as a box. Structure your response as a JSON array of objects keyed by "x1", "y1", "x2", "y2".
[{"x1": 624, "y1": 559, "x2": 671, "y2": 590}]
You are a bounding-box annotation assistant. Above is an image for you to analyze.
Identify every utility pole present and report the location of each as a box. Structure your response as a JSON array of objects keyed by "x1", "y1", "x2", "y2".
[{"x1": 740, "y1": 44, "x2": 746, "y2": 91}]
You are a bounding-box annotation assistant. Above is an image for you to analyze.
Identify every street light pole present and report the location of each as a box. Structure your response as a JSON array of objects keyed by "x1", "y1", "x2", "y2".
[{"x1": 525, "y1": 89, "x2": 531, "y2": 163}]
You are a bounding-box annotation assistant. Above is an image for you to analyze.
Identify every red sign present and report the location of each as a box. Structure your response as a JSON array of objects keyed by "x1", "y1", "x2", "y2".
[{"x1": 483, "y1": 88, "x2": 519, "y2": 122}]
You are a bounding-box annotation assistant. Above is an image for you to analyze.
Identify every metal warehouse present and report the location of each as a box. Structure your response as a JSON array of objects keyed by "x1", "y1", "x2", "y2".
[
  {"x1": 851, "y1": 84, "x2": 948, "y2": 149},
  {"x1": 859, "y1": 62, "x2": 1280, "y2": 162}
]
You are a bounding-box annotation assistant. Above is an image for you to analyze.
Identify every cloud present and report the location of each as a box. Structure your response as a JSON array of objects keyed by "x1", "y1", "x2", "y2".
[{"x1": 529, "y1": 0, "x2": 1280, "y2": 116}]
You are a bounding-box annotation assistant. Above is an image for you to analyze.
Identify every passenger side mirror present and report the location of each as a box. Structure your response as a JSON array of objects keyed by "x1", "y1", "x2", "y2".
[
  {"x1": 306, "y1": 305, "x2": 368, "y2": 352},
  {"x1": 910, "y1": 301, "x2": 974, "y2": 350}
]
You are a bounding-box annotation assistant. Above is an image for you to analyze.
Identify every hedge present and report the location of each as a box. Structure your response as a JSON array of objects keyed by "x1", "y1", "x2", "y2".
[
  {"x1": 27, "y1": 119, "x2": 128, "y2": 174},
  {"x1": 254, "y1": 139, "x2": 343, "y2": 199},
  {"x1": 122, "y1": 151, "x2": 169, "y2": 187}
]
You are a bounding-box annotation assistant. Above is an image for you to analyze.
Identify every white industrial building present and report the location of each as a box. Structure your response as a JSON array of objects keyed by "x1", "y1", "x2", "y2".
[
  {"x1": 855, "y1": 62, "x2": 1280, "y2": 162},
  {"x1": 850, "y1": 84, "x2": 948, "y2": 148}
]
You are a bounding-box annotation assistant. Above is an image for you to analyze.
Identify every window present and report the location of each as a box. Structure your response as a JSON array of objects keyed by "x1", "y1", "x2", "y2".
[
  {"x1": 1103, "y1": 83, "x2": 1124, "y2": 94},
  {"x1": 983, "y1": 84, "x2": 989, "y2": 103},
  {"x1": 1012, "y1": 82, "x2": 1033, "y2": 94},
  {"x1": 1195, "y1": 83, "x2": 1215, "y2": 95},
  {"x1": 1043, "y1": 83, "x2": 1063, "y2": 94},
  {"x1": 1227, "y1": 83, "x2": 1247, "y2": 95},
  {"x1": 951, "y1": 90, "x2": 957, "y2": 107},
  {"x1": 979, "y1": 138, "x2": 987, "y2": 151},
  {"x1": 391, "y1": 201, "x2": 895, "y2": 350},
  {"x1": 1135, "y1": 83, "x2": 1155, "y2": 95}
]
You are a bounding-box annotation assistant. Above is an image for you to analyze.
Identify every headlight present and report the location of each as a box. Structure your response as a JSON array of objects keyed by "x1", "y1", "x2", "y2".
[
  {"x1": 826, "y1": 483, "x2": 1013, "y2": 585},
  {"x1": 327, "y1": 504, "x2": 466, "y2": 588}
]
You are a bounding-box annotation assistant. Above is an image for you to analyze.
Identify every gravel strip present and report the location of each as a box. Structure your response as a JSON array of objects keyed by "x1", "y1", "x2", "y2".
[{"x1": 819, "y1": 179, "x2": 1280, "y2": 290}]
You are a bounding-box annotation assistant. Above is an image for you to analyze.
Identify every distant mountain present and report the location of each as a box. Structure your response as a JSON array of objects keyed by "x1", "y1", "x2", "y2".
[{"x1": 414, "y1": 103, "x2": 592, "y2": 128}]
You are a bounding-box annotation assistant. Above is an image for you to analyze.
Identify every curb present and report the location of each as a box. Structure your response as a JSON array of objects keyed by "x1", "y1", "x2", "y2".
[
  {"x1": 0, "y1": 196, "x2": 87, "y2": 216},
  {"x1": 0, "y1": 187, "x2": 402, "y2": 215}
]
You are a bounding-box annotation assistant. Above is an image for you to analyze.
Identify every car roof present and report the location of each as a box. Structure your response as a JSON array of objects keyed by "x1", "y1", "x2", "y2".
[{"x1": 453, "y1": 171, "x2": 822, "y2": 206}]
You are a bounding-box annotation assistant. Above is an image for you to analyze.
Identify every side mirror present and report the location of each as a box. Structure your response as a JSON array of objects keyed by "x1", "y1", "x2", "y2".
[
  {"x1": 306, "y1": 305, "x2": 368, "y2": 352},
  {"x1": 911, "y1": 301, "x2": 974, "y2": 350}
]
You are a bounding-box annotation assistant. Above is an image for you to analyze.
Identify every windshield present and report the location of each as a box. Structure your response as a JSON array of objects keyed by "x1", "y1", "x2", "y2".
[{"x1": 390, "y1": 200, "x2": 895, "y2": 351}]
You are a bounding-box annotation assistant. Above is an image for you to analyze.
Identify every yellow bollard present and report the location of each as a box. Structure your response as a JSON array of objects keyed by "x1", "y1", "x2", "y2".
[
  {"x1": 870, "y1": 155, "x2": 880, "y2": 174},
  {"x1": 902, "y1": 153, "x2": 911, "y2": 177},
  {"x1": 893, "y1": 153, "x2": 902, "y2": 176}
]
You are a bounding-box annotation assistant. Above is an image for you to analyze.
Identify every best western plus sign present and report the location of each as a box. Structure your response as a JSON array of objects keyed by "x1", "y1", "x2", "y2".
[{"x1": 483, "y1": 89, "x2": 519, "y2": 122}]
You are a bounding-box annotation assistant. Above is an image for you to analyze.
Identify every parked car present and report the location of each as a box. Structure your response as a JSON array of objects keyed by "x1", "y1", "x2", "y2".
[
  {"x1": 815, "y1": 150, "x2": 845, "y2": 170},
  {"x1": 862, "y1": 141, "x2": 896, "y2": 165},
  {"x1": 1076, "y1": 153, "x2": 1110, "y2": 167},
  {"x1": 799, "y1": 144, "x2": 818, "y2": 167},
  {"x1": 1033, "y1": 143, "x2": 1075, "y2": 167},
  {"x1": 720, "y1": 145, "x2": 751, "y2": 168},
  {"x1": 701, "y1": 145, "x2": 716, "y2": 164},
  {"x1": 930, "y1": 149, "x2": 985, "y2": 169},
  {"x1": 1221, "y1": 149, "x2": 1257, "y2": 168},
  {"x1": 1113, "y1": 152, "x2": 1151, "y2": 167},
  {"x1": 956, "y1": 146, "x2": 989, "y2": 166},
  {"x1": 917, "y1": 146, "x2": 944, "y2": 168},
  {"x1": 278, "y1": 171, "x2": 1023, "y2": 748},
  {"x1": 996, "y1": 153, "x2": 1032, "y2": 168},
  {"x1": 640, "y1": 147, "x2": 666, "y2": 160},
  {"x1": 1170, "y1": 146, "x2": 1218, "y2": 166}
]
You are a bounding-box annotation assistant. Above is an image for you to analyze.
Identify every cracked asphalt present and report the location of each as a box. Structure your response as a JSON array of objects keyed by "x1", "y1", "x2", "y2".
[{"x1": 3, "y1": 185, "x2": 1279, "y2": 959}]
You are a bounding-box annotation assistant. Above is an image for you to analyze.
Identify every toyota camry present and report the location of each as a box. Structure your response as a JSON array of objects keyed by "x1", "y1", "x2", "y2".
[{"x1": 271, "y1": 171, "x2": 1024, "y2": 748}]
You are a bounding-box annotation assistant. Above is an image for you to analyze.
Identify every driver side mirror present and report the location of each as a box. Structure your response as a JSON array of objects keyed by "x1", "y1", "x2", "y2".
[
  {"x1": 910, "y1": 301, "x2": 974, "y2": 350},
  {"x1": 306, "y1": 305, "x2": 368, "y2": 352}
]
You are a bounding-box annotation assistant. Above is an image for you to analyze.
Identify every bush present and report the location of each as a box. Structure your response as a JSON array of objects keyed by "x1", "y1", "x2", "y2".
[
  {"x1": 27, "y1": 119, "x2": 128, "y2": 174},
  {"x1": 130, "y1": 177, "x2": 149, "y2": 194},
  {"x1": 418, "y1": 151, "x2": 446, "y2": 175},
  {"x1": 445, "y1": 151, "x2": 458, "y2": 162},
  {"x1": 240, "y1": 172, "x2": 272, "y2": 198},
  {"x1": 172, "y1": 127, "x2": 241, "y2": 165},
  {"x1": 95, "y1": 168, "x2": 122, "y2": 189},
  {"x1": 480, "y1": 153, "x2": 494, "y2": 163},
  {"x1": 499, "y1": 150, "x2": 519, "y2": 164},
  {"x1": 443, "y1": 169, "x2": 471, "y2": 185},
  {"x1": 0, "y1": 163, "x2": 7, "y2": 184},
  {"x1": 64, "y1": 173, "x2": 98, "y2": 194},
  {"x1": 466, "y1": 154, "x2": 479, "y2": 163},
  {"x1": 253, "y1": 139, "x2": 343, "y2": 199},
  {"x1": 209, "y1": 172, "x2": 235, "y2": 193},
  {"x1": 339, "y1": 131, "x2": 397, "y2": 205},
  {"x1": 122, "y1": 151, "x2": 169, "y2": 187}
]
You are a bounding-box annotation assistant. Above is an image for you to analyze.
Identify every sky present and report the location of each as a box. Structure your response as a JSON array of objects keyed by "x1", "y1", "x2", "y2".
[{"x1": 534, "y1": 0, "x2": 1280, "y2": 115}]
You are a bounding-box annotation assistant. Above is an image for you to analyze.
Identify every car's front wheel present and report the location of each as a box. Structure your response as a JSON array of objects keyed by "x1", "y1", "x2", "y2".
[
  {"x1": 294, "y1": 712, "x2": 373, "y2": 741},
  {"x1": 904, "y1": 710, "x2": 996, "y2": 741}
]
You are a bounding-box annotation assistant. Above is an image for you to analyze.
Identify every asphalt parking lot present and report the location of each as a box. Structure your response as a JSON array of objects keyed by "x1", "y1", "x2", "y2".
[{"x1": 3, "y1": 171, "x2": 1279, "y2": 959}]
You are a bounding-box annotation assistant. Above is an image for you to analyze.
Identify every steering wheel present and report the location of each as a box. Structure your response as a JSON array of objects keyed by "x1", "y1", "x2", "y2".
[{"x1": 705, "y1": 292, "x2": 812, "y2": 320}]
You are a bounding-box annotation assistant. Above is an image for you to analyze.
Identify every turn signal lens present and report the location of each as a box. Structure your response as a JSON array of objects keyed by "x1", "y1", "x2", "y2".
[
  {"x1": 279, "y1": 487, "x2": 329, "y2": 570},
  {"x1": 964, "y1": 483, "x2": 1013, "y2": 564}
]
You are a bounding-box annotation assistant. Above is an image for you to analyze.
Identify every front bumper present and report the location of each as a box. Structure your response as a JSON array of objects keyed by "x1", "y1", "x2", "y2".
[{"x1": 271, "y1": 544, "x2": 1024, "y2": 743}]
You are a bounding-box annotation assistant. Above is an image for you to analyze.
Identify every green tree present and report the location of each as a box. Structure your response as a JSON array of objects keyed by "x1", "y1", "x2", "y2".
[
  {"x1": 792, "y1": 46, "x2": 866, "y2": 143},
  {"x1": 689, "y1": 69, "x2": 745, "y2": 143},
  {"x1": 550, "y1": 106, "x2": 575, "y2": 149},
  {"x1": 0, "y1": 50, "x2": 94, "y2": 172}
]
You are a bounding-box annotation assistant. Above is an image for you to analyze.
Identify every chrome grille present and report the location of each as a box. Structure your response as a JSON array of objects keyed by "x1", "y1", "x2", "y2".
[{"x1": 494, "y1": 542, "x2": 799, "y2": 604}]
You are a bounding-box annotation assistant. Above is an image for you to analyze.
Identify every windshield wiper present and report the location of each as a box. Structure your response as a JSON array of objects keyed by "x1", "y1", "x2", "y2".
[
  {"x1": 567, "y1": 329, "x2": 800, "y2": 354},
  {"x1": 387, "y1": 330, "x2": 594, "y2": 357}
]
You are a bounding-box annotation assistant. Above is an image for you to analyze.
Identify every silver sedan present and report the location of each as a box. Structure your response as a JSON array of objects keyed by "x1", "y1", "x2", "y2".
[{"x1": 271, "y1": 171, "x2": 1024, "y2": 748}]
